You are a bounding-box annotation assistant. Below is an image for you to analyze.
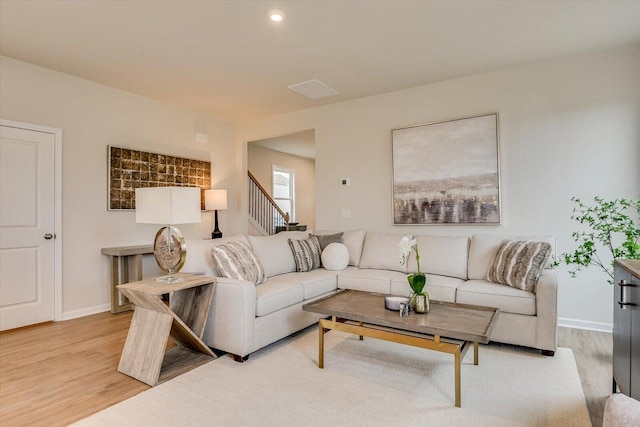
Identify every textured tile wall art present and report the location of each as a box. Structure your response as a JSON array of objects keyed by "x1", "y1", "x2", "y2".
[{"x1": 108, "y1": 145, "x2": 211, "y2": 210}]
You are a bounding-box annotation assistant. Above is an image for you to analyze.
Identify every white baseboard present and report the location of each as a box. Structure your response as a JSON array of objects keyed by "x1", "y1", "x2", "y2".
[
  {"x1": 558, "y1": 317, "x2": 612, "y2": 333},
  {"x1": 62, "y1": 304, "x2": 110, "y2": 321}
]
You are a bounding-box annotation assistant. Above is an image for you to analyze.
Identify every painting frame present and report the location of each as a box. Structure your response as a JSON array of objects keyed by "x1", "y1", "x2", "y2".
[
  {"x1": 107, "y1": 145, "x2": 211, "y2": 211},
  {"x1": 391, "y1": 113, "x2": 501, "y2": 225}
]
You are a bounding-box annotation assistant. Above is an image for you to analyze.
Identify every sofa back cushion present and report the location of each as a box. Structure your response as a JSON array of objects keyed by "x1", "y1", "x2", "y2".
[
  {"x1": 359, "y1": 232, "x2": 409, "y2": 273},
  {"x1": 407, "y1": 235, "x2": 469, "y2": 279},
  {"x1": 181, "y1": 235, "x2": 250, "y2": 276},
  {"x1": 248, "y1": 231, "x2": 309, "y2": 277},
  {"x1": 468, "y1": 234, "x2": 556, "y2": 280}
]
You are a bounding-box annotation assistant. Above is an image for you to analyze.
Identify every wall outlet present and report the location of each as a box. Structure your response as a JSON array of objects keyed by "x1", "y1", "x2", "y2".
[{"x1": 341, "y1": 208, "x2": 351, "y2": 219}]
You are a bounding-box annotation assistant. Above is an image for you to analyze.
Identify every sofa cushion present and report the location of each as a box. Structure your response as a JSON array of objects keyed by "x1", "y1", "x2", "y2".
[
  {"x1": 182, "y1": 235, "x2": 250, "y2": 276},
  {"x1": 456, "y1": 279, "x2": 536, "y2": 315},
  {"x1": 338, "y1": 268, "x2": 404, "y2": 294},
  {"x1": 310, "y1": 232, "x2": 344, "y2": 250},
  {"x1": 407, "y1": 235, "x2": 469, "y2": 279},
  {"x1": 248, "y1": 231, "x2": 309, "y2": 277},
  {"x1": 359, "y1": 232, "x2": 409, "y2": 273},
  {"x1": 468, "y1": 234, "x2": 556, "y2": 280},
  {"x1": 321, "y1": 243, "x2": 350, "y2": 271},
  {"x1": 288, "y1": 236, "x2": 322, "y2": 272},
  {"x1": 390, "y1": 274, "x2": 463, "y2": 303},
  {"x1": 211, "y1": 241, "x2": 266, "y2": 285},
  {"x1": 298, "y1": 269, "x2": 339, "y2": 300},
  {"x1": 487, "y1": 240, "x2": 552, "y2": 292},
  {"x1": 255, "y1": 276, "x2": 304, "y2": 317}
]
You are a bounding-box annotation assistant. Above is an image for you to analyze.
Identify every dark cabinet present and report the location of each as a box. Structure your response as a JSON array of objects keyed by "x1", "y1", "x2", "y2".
[{"x1": 613, "y1": 259, "x2": 640, "y2": 399}]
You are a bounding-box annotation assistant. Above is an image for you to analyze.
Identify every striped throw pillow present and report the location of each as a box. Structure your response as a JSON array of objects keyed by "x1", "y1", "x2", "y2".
[
  {"x1": 487, "y1": 240, "x2": 552, "y2": 292},
  {"x1": 288, "y1": 236, "x2": 322, "y2": 272},
  {"x1": 211, "y1": 241, "x2": 266, "y2": 285}
]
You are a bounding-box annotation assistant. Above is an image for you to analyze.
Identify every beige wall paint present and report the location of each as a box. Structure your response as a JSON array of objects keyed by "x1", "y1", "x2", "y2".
[
  {"x1": 2, "y1": 43, "x2": 638, "y2": 327},
  {"x1": 247, "y1": 144, "x2": 316, "y2": 230},
  {"x1": 0, "y1": 56, "x2": 238, "y2": 317},
  {"x1": 238, "y1": 45, "x2": 640, "y2": 329}
]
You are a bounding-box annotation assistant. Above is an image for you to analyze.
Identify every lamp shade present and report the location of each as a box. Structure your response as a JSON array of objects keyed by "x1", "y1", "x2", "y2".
[
  {"x1": 135, "y1": 187, "x2": 201, "y2": 225},
  {"x1": 205, "y1": 189, "x2": 228, "y2": 211}
]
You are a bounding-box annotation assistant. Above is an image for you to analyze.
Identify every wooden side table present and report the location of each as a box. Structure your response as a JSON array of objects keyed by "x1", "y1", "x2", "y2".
[
  {"x1": 101, "y1": 245, "x2": 154, "y2": 313},
  {"x1": 117, "y1": 273, "x2": 216, "y2": 386}
]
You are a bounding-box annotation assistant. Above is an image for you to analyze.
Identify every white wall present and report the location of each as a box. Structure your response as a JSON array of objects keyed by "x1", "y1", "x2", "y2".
[
  {"x1": 247, "y1": 144, "x2": 316, "y2": 230},
  {"x1": 0, "y1": 56, "x2": 238, "y2": 317},
  {"x1": 238, "y1": 45, "x2": 640, "y2": 329}
]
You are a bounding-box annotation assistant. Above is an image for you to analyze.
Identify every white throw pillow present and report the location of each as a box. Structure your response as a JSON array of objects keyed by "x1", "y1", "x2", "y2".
[{"x1": 321, "y1": 243, "x2": 349, "y2": 271}]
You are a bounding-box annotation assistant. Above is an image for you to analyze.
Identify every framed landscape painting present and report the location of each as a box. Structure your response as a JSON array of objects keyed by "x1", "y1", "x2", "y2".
[{"x1": 392, "y1": 113, "x2": 500, "y2": 225}]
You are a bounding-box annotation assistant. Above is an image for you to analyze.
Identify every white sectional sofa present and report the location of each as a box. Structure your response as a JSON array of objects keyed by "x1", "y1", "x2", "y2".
[{"x1": 182, "y1": 230, "x2": 558, "y2": 362}]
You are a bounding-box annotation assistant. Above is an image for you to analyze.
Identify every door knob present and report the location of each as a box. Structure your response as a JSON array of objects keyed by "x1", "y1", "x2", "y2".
[{"x1": 44, "y1": 234, "x2": 55, "y2": 240}]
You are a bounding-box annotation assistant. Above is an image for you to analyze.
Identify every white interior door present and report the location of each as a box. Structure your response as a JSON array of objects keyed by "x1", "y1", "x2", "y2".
[{"x1": 0, "y1": 124, "x2": 56, "y2": 330}]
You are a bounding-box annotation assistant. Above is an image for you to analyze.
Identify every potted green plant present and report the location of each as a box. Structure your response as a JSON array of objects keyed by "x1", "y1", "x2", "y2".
[
  {"x1": 553, "y1": 196, "x2": 640, "y2": 284},
  {"x1": 399, "y1": 236, "x2": 429, "y2": 313}
]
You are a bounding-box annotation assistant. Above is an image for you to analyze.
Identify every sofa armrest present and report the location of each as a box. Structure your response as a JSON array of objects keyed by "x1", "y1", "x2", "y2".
[
  {"x1": 534, "y1": 270, "x2": 558, "y2": 353},
  {"x1": 201, "y1": 277, "x2": 256, "y2": 358}
]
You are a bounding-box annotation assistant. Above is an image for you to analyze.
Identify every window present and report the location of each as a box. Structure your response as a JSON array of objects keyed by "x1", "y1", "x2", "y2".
[{"x1": 272, "y1": 166, "x2": 295, "y2": 221}]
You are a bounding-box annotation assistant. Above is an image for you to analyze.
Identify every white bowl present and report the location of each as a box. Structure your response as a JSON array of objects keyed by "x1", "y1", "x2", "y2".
[{"x1": 385, "y1": 295, "x2": 410, "y2": 311}]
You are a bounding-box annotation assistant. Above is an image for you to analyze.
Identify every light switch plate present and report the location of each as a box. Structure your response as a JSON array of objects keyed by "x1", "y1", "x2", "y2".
[{"x1": 341, "y1": 208, "x2": 351, "y2": 219}]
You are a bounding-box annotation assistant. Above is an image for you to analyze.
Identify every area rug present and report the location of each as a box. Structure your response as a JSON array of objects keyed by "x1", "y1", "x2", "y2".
[{"x1": 73, "y1": 328, "x2": 591, "y2": 426}]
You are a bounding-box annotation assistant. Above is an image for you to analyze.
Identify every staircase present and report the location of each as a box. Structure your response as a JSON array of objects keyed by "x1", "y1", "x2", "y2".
[{"x1": 248, "y1": 171, "x2": 289, "y2": 235}]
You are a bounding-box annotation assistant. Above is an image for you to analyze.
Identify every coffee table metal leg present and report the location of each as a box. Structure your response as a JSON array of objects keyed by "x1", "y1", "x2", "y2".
[
  {"x1": 359, "y1": 321, "x2": 363, "y2": 340},
  {"x1": 455, "y1": 349, "x2": 461, "y2": 408},
  {"x1": 319, "y1": 322, "x2": 325, "y2": 369}
]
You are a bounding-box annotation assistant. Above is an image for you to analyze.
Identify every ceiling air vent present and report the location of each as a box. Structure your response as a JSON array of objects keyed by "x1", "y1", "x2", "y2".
[{"x1": 287, "y1": 79, "x2": 339, "y2": 100}]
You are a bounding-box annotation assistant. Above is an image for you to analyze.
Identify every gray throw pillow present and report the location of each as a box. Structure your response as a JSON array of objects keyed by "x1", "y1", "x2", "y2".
[
  {"x1": 487, "y1": 240, "x2": 552, "y2": 292},
  {"x1": 310, "y1": 232, "x2": 344, "y2": 250}
]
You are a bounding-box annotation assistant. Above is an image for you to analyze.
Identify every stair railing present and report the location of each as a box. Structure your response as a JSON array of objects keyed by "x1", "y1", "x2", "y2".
[{"x1": 248, "y1": 171, "x2": 290, "y2": 235}]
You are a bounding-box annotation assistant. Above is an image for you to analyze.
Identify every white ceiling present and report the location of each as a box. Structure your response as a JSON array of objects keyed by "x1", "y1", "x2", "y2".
[
  {"x1": 1, "y1": 1, "x2": 639, "y2": 123},
  {"x1": 249, "y1": 129, "x2": 316, "y2": 159}
]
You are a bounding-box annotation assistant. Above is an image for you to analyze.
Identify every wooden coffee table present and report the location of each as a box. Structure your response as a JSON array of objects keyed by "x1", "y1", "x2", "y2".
[{"x1": 302, "y1": 290, "x2": 499, "y2": 407}]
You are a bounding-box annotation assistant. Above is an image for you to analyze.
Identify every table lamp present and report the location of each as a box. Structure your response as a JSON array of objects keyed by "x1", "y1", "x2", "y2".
[
  {"x1": 205, "y1": 189, "x2": 227, "y2": 239},
  {"x1": 135, "y1": 186, "x2": 201, "y2": 283}
]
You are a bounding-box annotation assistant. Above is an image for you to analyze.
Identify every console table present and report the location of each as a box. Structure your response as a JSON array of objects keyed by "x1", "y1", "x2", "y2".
[
  {"x1": 117, "y1": 273, "x2": 216, "y2": 386},
  {"x1": 276, "y1": 224, "x2": 307, "y2": 233},
  {"x1": 101, "y1": 245, "x2": 154, "y2": 313}
]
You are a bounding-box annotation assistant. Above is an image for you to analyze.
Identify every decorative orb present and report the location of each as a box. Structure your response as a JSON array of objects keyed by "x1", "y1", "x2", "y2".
[{"x1": 321, "y1": 243, "x2": 349, "y2": 271}]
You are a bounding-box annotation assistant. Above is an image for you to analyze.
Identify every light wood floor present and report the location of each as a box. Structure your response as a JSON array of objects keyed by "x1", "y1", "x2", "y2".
[{"x1": 0, "y1": 312, "x2": 612, "y2": 427}]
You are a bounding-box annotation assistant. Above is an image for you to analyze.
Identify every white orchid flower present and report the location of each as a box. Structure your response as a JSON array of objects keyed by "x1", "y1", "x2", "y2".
[{"x1": 398, "y1": 236, "x2": 416, "y2": 265}]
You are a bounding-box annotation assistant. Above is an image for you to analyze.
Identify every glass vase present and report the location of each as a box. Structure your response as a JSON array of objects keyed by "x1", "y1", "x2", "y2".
[{"x1": 413, "y1": 293, "x2": 429, "y2": 314}]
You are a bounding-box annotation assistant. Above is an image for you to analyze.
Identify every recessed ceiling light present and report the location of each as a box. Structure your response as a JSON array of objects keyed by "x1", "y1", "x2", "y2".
[{"x1": 269, "y1": 9, "x2": 285, "y2": 22}]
